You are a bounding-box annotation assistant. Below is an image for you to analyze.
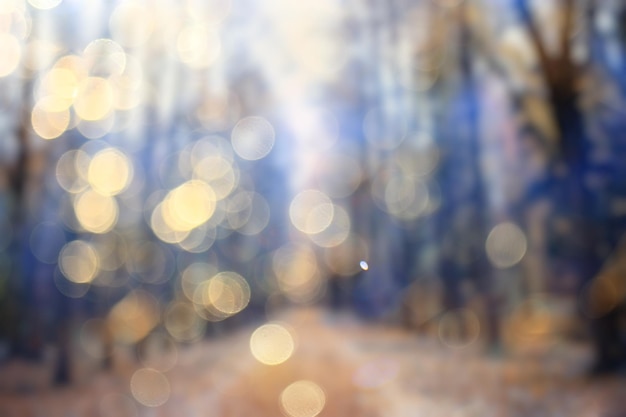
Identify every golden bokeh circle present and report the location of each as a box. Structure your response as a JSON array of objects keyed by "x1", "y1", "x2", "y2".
[
  {"x1": 249, "y1": 323, "x2": 295, "y2": 366},
  {"x1": 280, "y1": 380, "x2": 326, "y2": 417}
]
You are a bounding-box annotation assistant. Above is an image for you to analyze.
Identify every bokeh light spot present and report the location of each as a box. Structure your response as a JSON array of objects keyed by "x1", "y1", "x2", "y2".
[
  {"x1": 164, "y1": 301, "x2": 205, "y2": 342},
  {"x1": 31, "y1": 99, "x2": 70, "y2": 140},
  {"x1": 73, "y1": 76, "x2": 114, "y2": 121},
  {"x1": 205, "y1": 271, "x2": 251, "y2": 316},
  {"x1": 273, "y1": 244, "x2": 323, "y2": 304},
  {"x1": 308, "y1": 204, "x2": 350, "y2": 248},
  {"x1": 83, "y1": 38, "x2": 126, "y2": 77},
  {"x1": 250, "y1": 323, "x2": 295, "y2": 365},
  {"x1": 486, "y1": 222, "x2": 528, "y2": 268},
  {"x1": 280, "y1": 380, "x2": 326, "y2": 417},
  {"x1": 438, "y1": 308, "x2": 481, "y2": 349},
  {"x1": 59, "y1": 240, "x2": 100, "y2": 284},
  {"x1": 56, "y1": 149, "x2": 90, "y2": 194},
  {"x1": 74, "y1": 190, "x2": 118, "y2": 233},
  {"x1": 130, "y1": 368, "x2": 170, "y2": 408},
  {"x1": 289, "y1": 190, "x2": 334, "y2": 235},
  {"x1": 87, "y1": 148, "x2": 133, "y2": 196},
  {"x1": 162, "y1": 180, "x2": 217, "y2": 232},
  {"x1": 231, "y1": 116, "x2": 275, "y2": 161},
  {"x1": 40, "y1": 67, "x2": 80, "y2": 110}
]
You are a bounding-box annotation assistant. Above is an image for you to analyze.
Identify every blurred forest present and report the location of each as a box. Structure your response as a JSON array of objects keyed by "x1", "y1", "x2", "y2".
[{"x1": 0, "y1": 0, "x2": 626, "y2": 415}]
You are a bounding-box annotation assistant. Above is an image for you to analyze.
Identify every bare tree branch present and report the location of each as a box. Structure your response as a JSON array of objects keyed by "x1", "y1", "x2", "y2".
[
  {"x1": 513, "y1": 0, "x2": 554, "y2": 82},
  {"x1": 560, "y1": 0, "x2": 576, "y2": 64}
]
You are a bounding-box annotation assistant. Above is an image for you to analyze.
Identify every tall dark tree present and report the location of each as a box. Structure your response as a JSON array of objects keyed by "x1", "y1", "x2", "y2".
[{"x1": 475, "y1": 0, "x2": 626, "y2": 371}]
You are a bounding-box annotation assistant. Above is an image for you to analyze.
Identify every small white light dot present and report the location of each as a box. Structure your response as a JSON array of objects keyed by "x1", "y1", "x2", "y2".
[{"x1": 359, "y1": 261, "x2": 369, "y2": 271}]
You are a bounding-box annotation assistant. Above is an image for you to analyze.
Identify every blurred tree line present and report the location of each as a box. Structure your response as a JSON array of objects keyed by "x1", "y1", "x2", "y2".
[
  {"x1": 337, "y1": 0, "x2": 626, "y2": 372},
  {"x1": 1, "y1": 0, "x2": 626, "y2": 385}
]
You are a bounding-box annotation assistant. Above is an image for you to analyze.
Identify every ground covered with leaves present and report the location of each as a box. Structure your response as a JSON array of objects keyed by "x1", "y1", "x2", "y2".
[{"x1": 0, "y1": 309, "x2": 624, "y2": 417}]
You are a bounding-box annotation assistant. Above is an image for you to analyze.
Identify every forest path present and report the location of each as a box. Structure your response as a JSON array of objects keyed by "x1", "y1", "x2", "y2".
[{"x1": 0, "y1": 308, "x2": 624, "y2": 417}]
